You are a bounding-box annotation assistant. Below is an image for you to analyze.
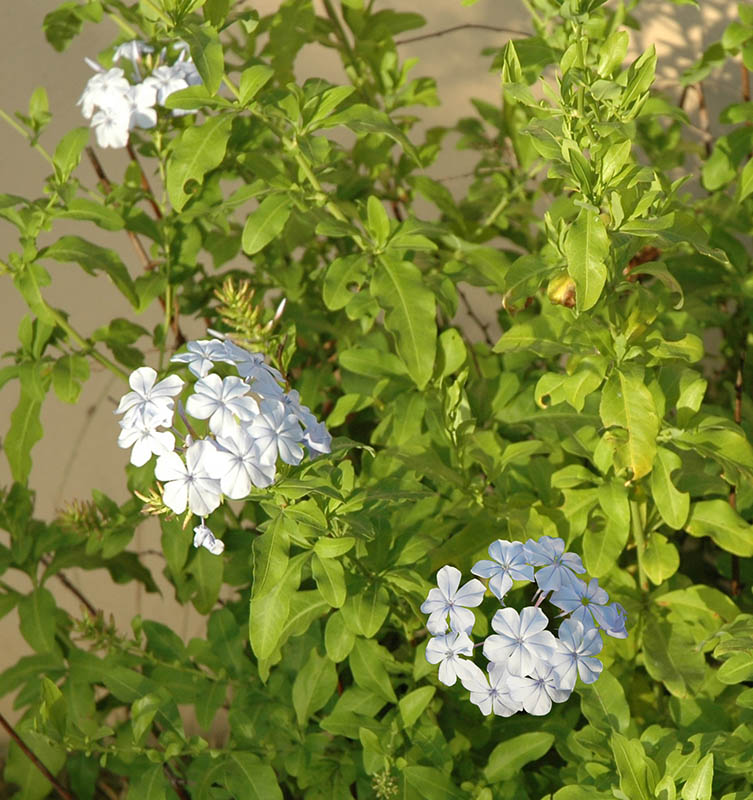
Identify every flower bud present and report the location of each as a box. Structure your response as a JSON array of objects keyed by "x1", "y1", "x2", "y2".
[{"x1": 547, "y1": 272, "x2": 576, "y2": 308}]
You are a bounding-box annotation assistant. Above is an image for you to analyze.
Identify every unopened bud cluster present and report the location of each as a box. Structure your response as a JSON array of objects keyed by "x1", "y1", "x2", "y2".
[
  {"x1": 115, "y1": 335, "x2": 331, "y2": 555},
  {"x1": 422, "y1": 537, "x2": 627, "y2": 716}
]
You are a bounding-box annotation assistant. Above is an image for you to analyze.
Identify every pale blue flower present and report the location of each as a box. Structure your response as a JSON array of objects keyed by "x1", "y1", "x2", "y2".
[
  {"x1": 524, "y1": 535, "x2": 585, "y2": 592},
  {"x1": 483, "y1": 606, "x2": 556, "y2": 676},
  {"x1": 425, "y1": 631, "x2": 474, "y2": 686},
  {"x1": 171, "y1": 339, "x2": 226, "y2": 378},
  {"x1": 507, "y1": 661, "x2": 571, "y2": 715},
  {"x1": 186, "y1": 374, "x2": 258, "y2": 437},
  {"x1": 550, "y1": 577, "x2": 611, "y2": 631},
  {"x1": 421, "y1": 565, "x2": 486, "y2": 635},
  {"x1": 551, "y1": 618, "x2": 603, "y2": 690},
  {"x1": 471, "y1": 539, "x2": 534, "y2": 601},
  {"x1": 459, "y1": 660, "x2": 522, "y2": 717}
]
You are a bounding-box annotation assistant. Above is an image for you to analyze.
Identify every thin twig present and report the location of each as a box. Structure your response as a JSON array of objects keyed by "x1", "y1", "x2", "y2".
[
  {"x1": 86, "y1": 147, "x2": 155, "y2": 271},
  {"x1": 163, "y1": 761, "x2": 191, "y2": 800},
  {"x1": 396, "y1": 23, "x2": 531, "y2": 46},
  {"x1": 730, "y1": 350, "x2": 745, "y2": 596},
  {"x1": 0, "y1": 712, "x2": 74, "y2": 800},
  {"x1": 742, "y1": 61, "x2": 751, "y2": 104},
  {"x1": 695, "y1": 83, "x2": 713, "y2": 158},
  {"x1": 39, "y1": 555, "x2": 99, "y2": 618},
  {"x1": 457, "y1": 285, "x2": 495, "y2": 347},
  {"x1": 55, "y1": 568, "x2": 99, "y2": 618},
  {"x1": 127, "y1": 141, "x2": 163, "y2": 220}
]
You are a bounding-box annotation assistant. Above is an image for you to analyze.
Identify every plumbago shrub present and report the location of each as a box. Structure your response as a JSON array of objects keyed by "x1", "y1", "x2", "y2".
[{"x1": 2, "y1": 0, "x2": 753, "y2": 796}]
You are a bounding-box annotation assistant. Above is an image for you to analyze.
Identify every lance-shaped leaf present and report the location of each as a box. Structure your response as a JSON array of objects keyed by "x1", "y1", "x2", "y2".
[
  {"x1": 564, "y1": 208, "x2": 609, "y2": 312},
  {"x1": 242, "y1": 194, "x2": 293, "y2": 255},
  {"x1": 599, "y1": 365, "x2": 659, "y2": 480},
  {"x1": 319, "y1": 103, "x2": 421, "y2": 164},
  {"x1": 166, "y1": 116, "x2": 232, "y2": 211},
  {"x1": 181, "y1": 23, "x2": 225, "y2": 95},
  {"x1": 371, "y1": 256, "x2": 436, "y2": 389},
  {"x1": 650, "y1": 447, "x2": 690, "y2": 529},
  {"x1": 686, "y1": 499, "x2": 753, "y2": 556},
  {"x1": 41, "y1": 236, "x2": 138, "y2": 307},
  {"x1": 5, "y1": 390, "x2": 43, "y2": 485}
]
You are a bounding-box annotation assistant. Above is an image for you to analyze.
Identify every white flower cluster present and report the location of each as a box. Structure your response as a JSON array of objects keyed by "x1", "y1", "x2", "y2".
[
  {"x1": 78, "y1": 40, "x2": 201, "y2": 148},
  {"x1": 115, "y1": 336, "x2": 332, "y2": 555},
  {"x1": 421, "y1": 537, "x2": 627, "y2": 716}
]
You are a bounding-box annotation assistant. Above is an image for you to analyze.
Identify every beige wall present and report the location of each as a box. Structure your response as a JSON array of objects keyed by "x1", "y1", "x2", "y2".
[{"x1": 0, "y1": 0, "x2": 739, "y2": 737}]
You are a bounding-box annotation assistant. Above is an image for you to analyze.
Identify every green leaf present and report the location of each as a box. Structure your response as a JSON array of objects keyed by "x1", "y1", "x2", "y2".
[
  {"x1": 41, "y1": 236, "x2": 138, "y2": 307},
  {"x1": 402, "y1": 765, "x2": 464, "y2": 799},
  {"x1": 188, "y1": 547, "x2": 224, "y2": 614},
  {"x1": 341, "y1": 583, "x2": 390, "y2": 638},
  {"x1": 166, "y1": 115, "x2": 232, "y2": 211},
  {"x1": 681, "y1": 753, "x2": 713, "y2": 800},
  {"x1": 195, "y1": 680, "x2": 227, "y2": 730},
  {"x1": 651, "y1": 447, "x2": 690, "y2": 529},
  {"x1": 242, "y1": 194, "x2": 293, "y2": 255},
  {"x1": 18, "y1": 587, "x2": 57, "y2": 653},
  {"x1": 239, "y1": 64, "x2": 274, "y2": 104},
  {"x1": 314, "y1": 537, "x2": 355, "y2": 558},
  {"x1": 252, "y1": 512, "x2": 290, "y2": 598},
  {"x1": 5, "y1": 390, "x2": 43, "y2": 484},
  {"x1": 717, "y1": 652, "x2": 753, "y2": 684},
  {"x1": 485, "y1": 732, "x2": 555, "y2": 782},
  {"x1": 398, "y1": 686, "x2": 435, "y2": 727},
  {"x1": 249, "y1": 556, "x2": 303, "y2": 662},
  {"x1": 181, "y1": 23, "x2": 225, "y2": 94},
  {"x1": 52, "y1": 127, "x2": 89, "y2": 182},
  {"x1": 372, "y1": 256, "x2": 436, "y2": 389},
  {"x1": 13, "y1": 263, "x2": 55, "y2": 325},
  {"x1": 58, "y1": 197, "x2": 124, "y2": 230},
  {"x1": 349, "y1": 638, "x2": 396, "y2": 702},
  {"x1": 323, "y1": 253, "x2": 370, "y2": 310},
  {"x1": 339, "y1": 347, "x2": 407, "y2": 378},
  {"x1": 225, "y1": 753, "x2": 283, "y2": 800},
  {"x1": 642, "y1": 617, "x2": 706, "y2": 697},
  {"x1": 126, "y1": 765, "x2": 167, "y2": 800},
  {"x1": 740, "y1": 154, "x2": 753, "y2": 202},
  {"x1": 51, "y1": 354, "x2": 89, "y2": 404},
  {"x1": 686, "y1": 500, "x2": 753, "y2": 556},
  {"x1": 564, "y1": 208, "x2": 609, "y2": 312},
  {"x1": 578, "y1": 670, "x2": 630, "y2": 733},
  {"x1": 291, "y1": 649, "x2": 338, "y2": 726},
  {"x1": 366, "y1": 196, "x2": 391, "y2": 247},
  {"x1": 610, "y1": 733, "x2": 658, "y2": 800},
  {"x1": 643, "y1": 533, "x2": 680, "y2": 585},
  {"x1": 324, "y1": 610, "x2": 356, "y2": 663},
  {"x1": 599, "y1": 366, "x2": 659, "y2": 480},
  {"x1": 312, "y1": 553, "x2": 346, "y2": 607},
  {"x1": 319, "y1": 103, "x2": 420, "y2": 164},
  {"x1": 4, "y1": 728, "x2": 65, "y2": 800}
]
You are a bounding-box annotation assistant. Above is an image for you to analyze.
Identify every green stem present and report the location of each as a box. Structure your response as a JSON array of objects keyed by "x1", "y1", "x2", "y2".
[
  {"x1": 140, "y1": 0, "x2": 172, "y2": 26},
  {"x1": 285, "y1": 137, "x2": 367, "y2": 249},
  {"x1": 322, "y1": 0, "x2": 361, "y2": 84},
  {"x1": 630, "y1": 498, "x2": 648, "y2": 591},
  {"x1": 47, "y1": 305, "x2": 129, "y2": 382},
  {"x1": 0, "y1": 109, "x2": 53, "y2": 165},
  {"x1": 107, "y1": 11, "x2": 139, "y2": 39}
]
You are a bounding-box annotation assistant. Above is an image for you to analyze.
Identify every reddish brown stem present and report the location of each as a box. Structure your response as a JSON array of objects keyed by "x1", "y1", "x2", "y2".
[
  {"x1": 730, "y1": 352, "x2": 745, "y2": 596},
  {"x1": 86, "y1": 147, "x2": 155, "y2": 271},
  {"x1": 396, "y1": 23, "x2": 531, "y2": 46},
  {"x1": 0, "y1": 712, "x2": 74, "y2": 800},
  {"x1": 695, "y1": 83, "x2": 713, "y2": 158},
  {"x1": 127, "y1": 141, "x2": 163, "y2": 220}
]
